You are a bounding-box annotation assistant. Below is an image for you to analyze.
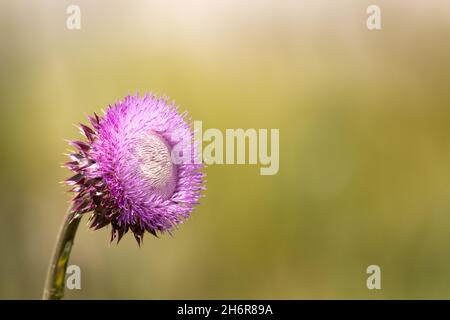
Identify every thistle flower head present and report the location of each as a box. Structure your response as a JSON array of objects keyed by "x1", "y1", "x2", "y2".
[{"x1": 64, "y1": 93, "x2": 205, "y2": 245}]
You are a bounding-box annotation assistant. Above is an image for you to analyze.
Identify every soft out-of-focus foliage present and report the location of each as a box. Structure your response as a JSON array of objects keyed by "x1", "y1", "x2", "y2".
[{"x1": 1, "y1": 0, "x2": 450, "y2": 299}]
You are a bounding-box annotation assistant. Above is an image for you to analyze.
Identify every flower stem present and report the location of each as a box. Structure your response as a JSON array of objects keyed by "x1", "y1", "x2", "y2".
[{"x1": 42, "y1": 208, "x2": 81, "y2": 300}]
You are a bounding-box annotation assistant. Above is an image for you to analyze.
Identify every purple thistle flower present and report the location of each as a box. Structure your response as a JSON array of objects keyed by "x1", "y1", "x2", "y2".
[{"x1": 64, "y1": 93, "x2": 205, "y2": 245}]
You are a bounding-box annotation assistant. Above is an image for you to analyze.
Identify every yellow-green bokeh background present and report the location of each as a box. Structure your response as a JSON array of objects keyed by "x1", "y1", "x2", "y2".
[{"x1": 1, "y1": 0, "x2": 450, "y2": 299}]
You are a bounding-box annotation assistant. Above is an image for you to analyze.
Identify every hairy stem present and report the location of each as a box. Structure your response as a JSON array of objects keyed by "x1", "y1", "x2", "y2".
[{"x1": 42, "y1": 208, "x2": 81, "y2": 300}]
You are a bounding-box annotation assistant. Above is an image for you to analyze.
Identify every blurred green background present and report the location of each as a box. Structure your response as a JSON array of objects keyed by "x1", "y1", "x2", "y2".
[{"x1": 1, "y1": 0, "x2": 450, "y2": 299}]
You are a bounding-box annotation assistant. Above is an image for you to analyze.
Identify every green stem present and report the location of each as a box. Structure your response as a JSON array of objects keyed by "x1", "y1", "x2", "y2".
[{"x1": 42, "y1": 208, "x2": 81, "y2": 300}]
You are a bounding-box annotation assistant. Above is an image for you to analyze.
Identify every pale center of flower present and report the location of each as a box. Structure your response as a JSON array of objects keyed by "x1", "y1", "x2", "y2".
[{"x1": 134, "y1": 133, "x2": 177, "y2": 200}]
